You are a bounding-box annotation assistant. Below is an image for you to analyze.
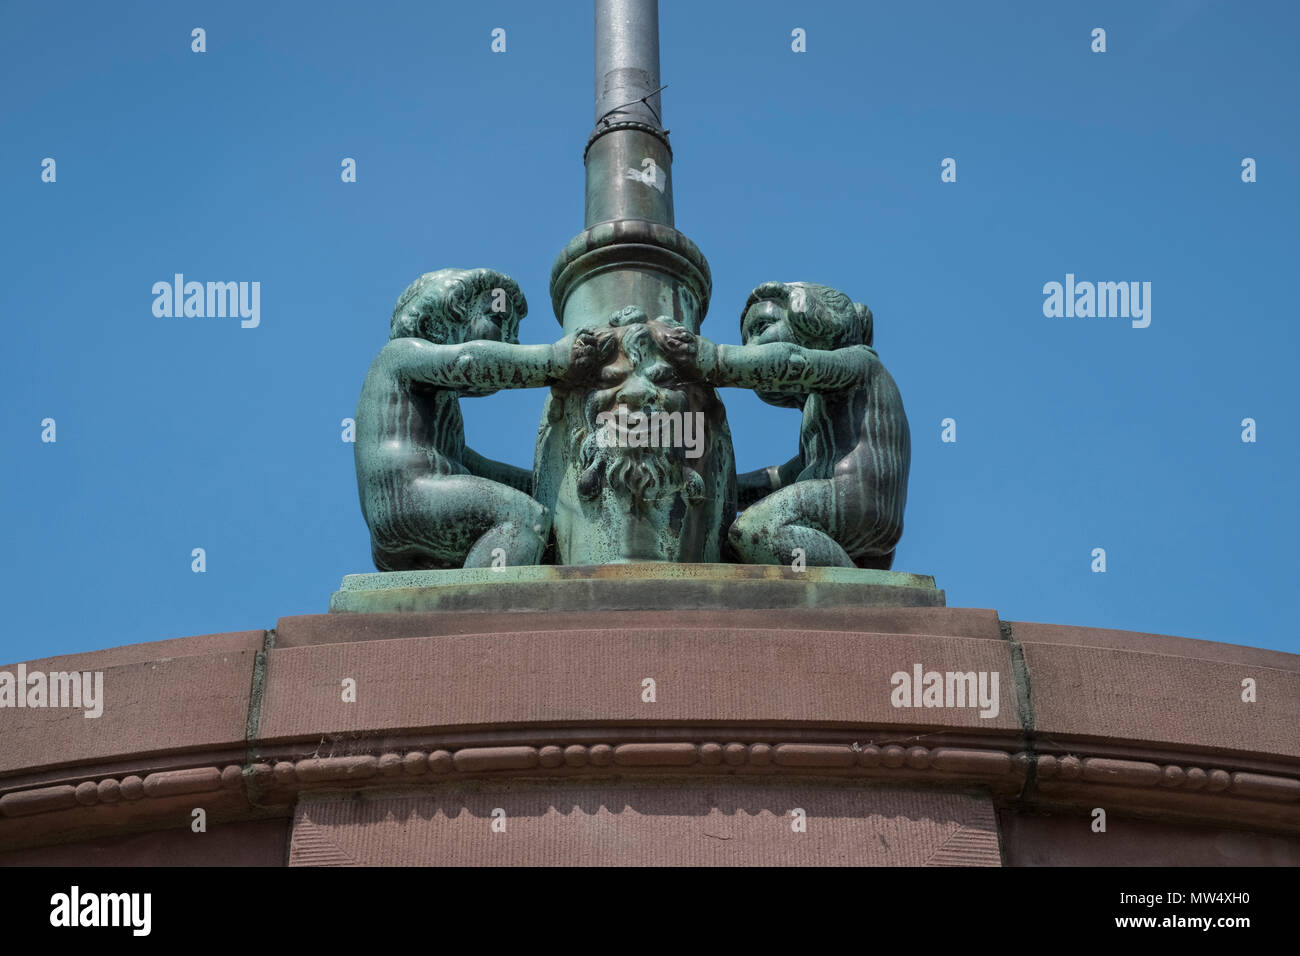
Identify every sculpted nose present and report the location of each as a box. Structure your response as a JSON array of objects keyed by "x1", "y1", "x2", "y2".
[{"x1": 616, "y1": 376, "x2": 656, "y2": 409}]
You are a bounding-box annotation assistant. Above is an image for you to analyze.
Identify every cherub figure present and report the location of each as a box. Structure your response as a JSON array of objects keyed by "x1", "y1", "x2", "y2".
[
  {"x1": 354, "y1": 268, "x2": 589, "y2": 570},
  {"x1": 726, "y1": 281, "x2": 910, "y2": 569}
]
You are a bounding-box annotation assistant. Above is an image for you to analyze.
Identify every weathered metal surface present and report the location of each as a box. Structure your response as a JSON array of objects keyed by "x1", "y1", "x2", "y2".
[
  {"x1": 329, "y1": 563, "x2": 944, "y2": 613},
  {"x1": 593, "y1": 0, "x2": 664, "y2": 129},
  {"x1": 730, "y1": 282, "x2": 911, "y2": 569},
  {"x1": 353, "y1": 268, "x2": 585, "y2": 570}
]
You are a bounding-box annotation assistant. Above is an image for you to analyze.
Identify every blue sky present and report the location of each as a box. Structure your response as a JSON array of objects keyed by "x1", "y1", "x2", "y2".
[{"x1": 1, "y1": 0, "x2": 1296, "y2": 662}]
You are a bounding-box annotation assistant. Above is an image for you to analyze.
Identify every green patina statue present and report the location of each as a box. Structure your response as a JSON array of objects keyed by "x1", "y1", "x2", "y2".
[
  {"x1": 352, "y1": 273, "x2": 910, "y2": 571},
  {"x1": 347, "y1": 3, "x2": 915, "y2": 574},
  {"x1": 729, "y1": 282, "x2": 910, "y2": 570},
  {"x1": 353, "y1": 268, "x2": 591, "y2": 570}
]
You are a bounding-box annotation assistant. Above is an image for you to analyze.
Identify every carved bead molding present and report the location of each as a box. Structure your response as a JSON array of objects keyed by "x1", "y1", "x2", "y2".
[
  {"x1": 1, "y1": 766, "x2": 243, "y2": 818},
  {"x1": 1034, "y1": 754, "x2": 1300, "y2": 801},
  {"x1": 2, "y1": 743, "x2": 1297, "y2": 824}
]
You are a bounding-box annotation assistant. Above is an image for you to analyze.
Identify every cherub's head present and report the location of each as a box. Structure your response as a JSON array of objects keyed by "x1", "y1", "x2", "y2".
[
  {"x1": 391, "y1": 268, "x2": 526, "y2": 346},
  {"x1": 740, "y1": 281, "x2": 873, "y2": 407}
]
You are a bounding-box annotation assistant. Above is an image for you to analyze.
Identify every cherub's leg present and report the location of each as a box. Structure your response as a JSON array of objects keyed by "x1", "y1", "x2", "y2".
[
  {"x1": 828, "y1": 463, "x2": 905, "y2": 569},
  {"x1": 370, "y1": 475, "x2": 550, "y2": 571},
  {"x1": 727, "y1": 479, "x2": 854, "y2": 568}
]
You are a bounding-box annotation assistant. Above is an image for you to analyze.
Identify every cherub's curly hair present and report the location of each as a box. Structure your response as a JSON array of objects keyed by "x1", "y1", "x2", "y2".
[
  {"x1": 390, "y1": 268, "x2": 527, "y2": 343},
  {"x1": 742, "y1": 281, "x2": 873, "y2": 348}
]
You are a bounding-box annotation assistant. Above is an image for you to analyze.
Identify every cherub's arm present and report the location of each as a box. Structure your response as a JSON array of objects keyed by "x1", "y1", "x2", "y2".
[
  {"x1": 736, "y1": 453, "x2": 804, "y2": 507},
  {"x1": 696, "y1": 340, "x2": 879, "y2": 393},
  {"x1": 380, "y1": 337, "x2": 572, "y2": 392},
  {"x1": 462, "y1": 448, "x2": 533, "y2": 494}
]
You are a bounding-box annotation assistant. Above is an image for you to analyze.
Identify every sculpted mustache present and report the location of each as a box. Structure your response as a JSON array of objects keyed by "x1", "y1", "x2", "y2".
[{"x1": 576, "y1": 428, "x2": 682, "y2": 472}]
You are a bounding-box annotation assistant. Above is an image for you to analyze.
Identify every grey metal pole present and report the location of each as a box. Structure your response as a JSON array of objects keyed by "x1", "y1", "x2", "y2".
[
  {"x1": 550, "y1": 0, "x2": 709, "y2": 338},
  {"x1": 594, "y1": 0, "x2": 663, "y2": 129},
  {"x1": 584, "y1": 0, "x2": 674, "y2": 228}
]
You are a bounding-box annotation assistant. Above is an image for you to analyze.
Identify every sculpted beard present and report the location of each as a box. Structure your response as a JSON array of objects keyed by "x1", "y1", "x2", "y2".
[{"x1": 572, "y1": 397, "x2": 696, "y2": 513}]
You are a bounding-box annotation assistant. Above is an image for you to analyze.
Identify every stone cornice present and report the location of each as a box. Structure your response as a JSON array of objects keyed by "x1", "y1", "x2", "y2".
[{"x1": 2, "y1": 731, "x2": 1296, "y2": 851}]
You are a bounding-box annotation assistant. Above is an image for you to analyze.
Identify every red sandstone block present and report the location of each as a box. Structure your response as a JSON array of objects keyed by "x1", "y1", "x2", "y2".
[
  {"x1": 1008, "y1": 621, "x2": 1299, "y2": 671},
  {"x1": 0, "y1": 649, "x2": 258, "y2": 776},
  {"x1": 4, "y1": 630, "x2": 265, "y2": 672},
  {"x1": 288, "y1": 785, "x2": 1001, "y2": 866},
  {"x1": 0, "y1": 819, "x2": 289, "y2": 866},
  {"x1": 999, "y1": 809, "x2": 1300, "y2": 866},
  {"x1": 255, "y1": 626, "x2": 1021, "y2": 742},
  {"x1": 1021, "y1": 641, "x2": 1300, "y2": 759}
]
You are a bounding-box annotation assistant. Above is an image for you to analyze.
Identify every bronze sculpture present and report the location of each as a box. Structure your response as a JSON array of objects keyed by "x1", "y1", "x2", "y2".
[
  {"x1": 730, "y1": 282, "x2": 910, "y2": 569},
  {"x1": 354, "y1": 268, "x2": 585, "y2": 570},
  {"x1": 354, "y1": 275, "x2": 909, "y2": 570},
  {"x1": 350, "y1": 0, "x2": 912, "y2": 571}
]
